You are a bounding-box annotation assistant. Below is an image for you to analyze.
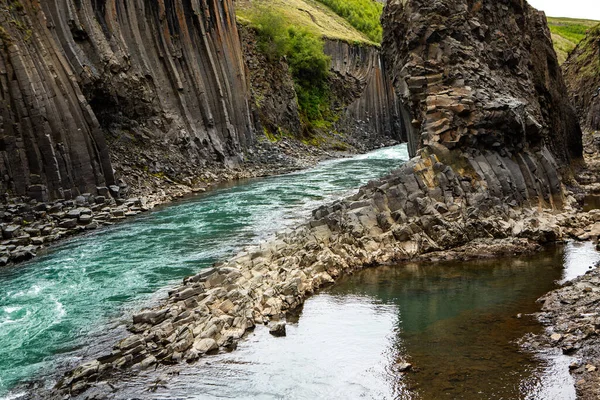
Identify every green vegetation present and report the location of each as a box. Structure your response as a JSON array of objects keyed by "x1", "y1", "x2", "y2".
[
  {"x1": 547, "y1": 17, "x2": 599, "y2": 64},
  {"x1": 248, "y1": 8, "x2": 334, "y2": 134},
  {"x1": 236, "y1": 0, "x2": 375, "y2": 46},
  {"x1": 573, "y1": 24, "x2": 600, "y2": 77},
  {"x1": 313, "y1": 0, "x2": 383, "y2": 43}
]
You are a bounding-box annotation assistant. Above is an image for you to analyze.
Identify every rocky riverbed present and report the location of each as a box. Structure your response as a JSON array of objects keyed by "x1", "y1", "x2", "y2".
[
  {"x1": 50, "y1": 145, "x2": 600, "y2": 397},
  {"x1": 0, "y1": 137, "x2": 396, "y2": 268}
]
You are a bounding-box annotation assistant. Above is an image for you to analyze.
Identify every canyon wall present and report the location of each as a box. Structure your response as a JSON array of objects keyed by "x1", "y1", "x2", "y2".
[
  {"x1": 1, "y1": 1, "x2": 402, "y2": 204},
  {"x1": 0, "y1": 1, "x2": 115, "y2": 201},
  {"x1": 325, "y1": 40, "x2": 404, "y2": 145},
  {"x1": 241, "y1": 26, "x2": 402, "y2": 148},
  {"x1": 1, "y1": 0, "x2": 255, "y2": 201},
  {"x1": 382, "y1": 0, "x2": 582, "y2": 165},
  {"x1": 562, "y1": 25, "x2": 600, "y2": 132}
]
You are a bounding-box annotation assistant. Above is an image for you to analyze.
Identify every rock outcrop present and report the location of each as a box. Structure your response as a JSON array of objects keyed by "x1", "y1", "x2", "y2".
[
  {"x1": 0, "y1": 1, "x2": 115, "y2": 202},
  {"x1": 563, "y1": 25, "x2": 600, "y2": 132},
  {"x1": 1, "y1": 0, "x2": 255, "y2": 203},
  {"x1": 382, "y1": 0, "x2": 582, "y2": 163},
  {"x1": 325, "y1": 40, "x2": 403, "y2": 146}
]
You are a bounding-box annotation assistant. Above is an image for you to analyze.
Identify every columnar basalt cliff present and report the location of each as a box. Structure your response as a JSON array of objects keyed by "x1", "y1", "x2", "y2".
[
  {"x1": 325, "y1": 40, "x2": 403, "y2": 145},
  {"x1": 382, "y1": 0, "x2": 582, "y2": 164},
  {"x1": 42, "y1": 0, "x2": 256, "y2": 190},
  {"x1": 0, "y1": 1, "x2": 115, "y2": 202},
  {"x1": 241, "y1": 27, "x2": 402, "y2": 149},
  {"x1": 563, "y1": 25, "x2": 600, "y2": 132},
  {"x1": 55, "y1": 1, "x2": 592, "y2": 396},
  {"x1": 1, "y1": 0, "x2": 255, "y2": 201}
]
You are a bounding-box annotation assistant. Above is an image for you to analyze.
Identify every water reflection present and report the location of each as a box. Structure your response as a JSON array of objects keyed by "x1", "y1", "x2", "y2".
[{"x1": 106, "y1": 243, "x2": 600, "y2": 399}]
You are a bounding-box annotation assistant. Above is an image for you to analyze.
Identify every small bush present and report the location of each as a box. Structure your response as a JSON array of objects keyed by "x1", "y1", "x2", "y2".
[
  {"x1": 252, "y1": 10, "x2": 290, "y2": 61},
  {"x1": 249, "y1": 10, "x2": 332, "y2": 133},
  {"x1": 286, "y1": 27, "x2": 331, "y2": 126},
  {"x1": 314, "y1": 0, "x2": 383, "y2": 43}
]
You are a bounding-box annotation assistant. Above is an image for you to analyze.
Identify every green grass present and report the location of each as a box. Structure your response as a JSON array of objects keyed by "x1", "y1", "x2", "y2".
[
  {"x1": 573, "y1": 24, "x2": 600, "y2": 77},
  {"x1": 236, "y1": 0, "x2": 375, "y2": 46},
  {"x1": 547, "y1": 17, "x2": 599, "y2": 64},
  {"x1": 313, "y1": 0, "x2": 383, "y2": 43}
]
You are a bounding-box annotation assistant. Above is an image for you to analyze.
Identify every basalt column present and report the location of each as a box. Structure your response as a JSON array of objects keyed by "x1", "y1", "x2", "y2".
[
  {"x1": 382, "y1": 0, "x2": 582, "y2": 166},
  {"x1": 0, "y1": 1, "x2": 115, "y2": 201}
]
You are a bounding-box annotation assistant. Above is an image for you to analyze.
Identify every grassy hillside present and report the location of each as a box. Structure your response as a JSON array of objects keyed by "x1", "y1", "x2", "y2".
[
  {"x1": 236, "y1": 0, "x2": 376, "y2": 46},
  {"x1": 313, "y1": 0, "x2": 383, "y2": 43},
  {"x1": 547, "y1": 17, "x2": 599, "y2": 64}
]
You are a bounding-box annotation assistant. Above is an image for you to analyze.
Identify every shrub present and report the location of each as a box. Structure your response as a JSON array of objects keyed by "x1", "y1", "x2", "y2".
[
  {"x1": 249, "y1": 10, "x2": 332, "y2": 132},
  {"x1": 252, "y1": 10, "x2": 290, "y2": 61}
]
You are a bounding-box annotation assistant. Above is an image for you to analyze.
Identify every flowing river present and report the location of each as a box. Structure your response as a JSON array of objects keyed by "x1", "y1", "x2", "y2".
[
  {"x1": 1, "y1": 144, "x2": 599, "y2": 399},
  {"x1": 0, "y1": 145, "x2": 410, "y2": 396}
]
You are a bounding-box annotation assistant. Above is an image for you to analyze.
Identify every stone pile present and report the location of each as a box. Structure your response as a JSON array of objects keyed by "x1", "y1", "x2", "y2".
[{"x1": 0, "y1": 188, "x2": 148, "y2": 266}]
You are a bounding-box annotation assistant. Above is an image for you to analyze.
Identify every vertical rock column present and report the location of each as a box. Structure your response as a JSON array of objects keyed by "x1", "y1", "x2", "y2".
[
  {"x1": 0, "y1": 1, "x2": 114, "y2": 201},
  {"x1": 325, "y1": 40, "x2": 403, "y2": 143}
]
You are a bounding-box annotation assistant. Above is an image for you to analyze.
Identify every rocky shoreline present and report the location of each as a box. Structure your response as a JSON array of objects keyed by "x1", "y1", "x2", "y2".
[
  {"x1": 526, "y1": 259, "x2": 600, "y2": 400},
  {"x1": 0, "y1": 138, "x2": 396, "y2": 268},
  {"x1": 49, "y1": 142, "x2": 600, "y2": 397},
  {"x1": 522, "y1": 132, "x2": 600, "y2": 400}
]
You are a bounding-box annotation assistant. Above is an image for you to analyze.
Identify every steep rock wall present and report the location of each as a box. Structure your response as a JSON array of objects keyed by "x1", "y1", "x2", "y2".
[
  {"x1": 0, "y1": 0, "x2": 255, "y2": 201},
  {"x1": 0, "y1": 1, "x2": 115, "y2": 201},
  {"x1": 42, "y1": 0, "x2": 255, "y2": 186},
  {"x1": 240, "y1": 27, "x2": 402, "y2": 148},
  {"x1": 562, "y1": 26, "x2": 600, "y2": 132},
  {"x1": 325, "y1": 40, "x2": 403, "y2": 145},
  {"x1": 382, "y1": 0, "x2": 582, "y2": 165}
]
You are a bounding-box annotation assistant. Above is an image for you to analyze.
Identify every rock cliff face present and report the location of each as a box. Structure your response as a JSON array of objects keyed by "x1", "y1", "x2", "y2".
[
  {"x1": 0, "y1": 1, "x2": 115, "y2": 201},
  {"x1": 562, "y1": 25, "x2": 600, "y2": 132},
  {"x1": 325, "y1": 40, "x2": 403, "y2": 145},
  {"x1": 1, "y1": 0, "x2": 255, "y2": 202},
  {"x1": 241, "y1": 27, "x2": 402, "y2": 148},
  {"x1": 382, "y1": 0, "x2": 582, "y2": 164}
]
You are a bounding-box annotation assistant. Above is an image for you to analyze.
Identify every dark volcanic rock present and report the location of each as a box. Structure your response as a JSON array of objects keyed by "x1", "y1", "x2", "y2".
[
  {"x1": 325, "y1": 39, "x2": 403, "y2": 146},
  {"x1": 0, "y1": 0, "x2": 255, "y2": 202},
  {"x1": 240, "y1": 26, "x2": 401, "y2": 150},
  {"x1": 563, "y1": 25, "x2": 600, "y2": 132},
  {"x1": 382, "y1": 0, "x2": 582, "y2": 163}
]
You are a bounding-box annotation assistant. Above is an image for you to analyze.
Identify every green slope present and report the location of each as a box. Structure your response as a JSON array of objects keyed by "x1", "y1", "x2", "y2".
[
  {"x1": 236, "y1": 0, "x2": 379, "y2": 46},
  {"x1": 547, "y1": 17, "x2": 599, "y2": 64}
]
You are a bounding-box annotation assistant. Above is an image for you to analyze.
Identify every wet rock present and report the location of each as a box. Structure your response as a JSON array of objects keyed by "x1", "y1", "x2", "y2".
[
  {"x1": 395, "y1": 362, "x2": 412, "y2": 372},
  {"x1": 2, "y1": 225, "x2": 21, "y2": 240},
  {"x1": 269, "y1": 321, "x2": 286, "y2": 337}
]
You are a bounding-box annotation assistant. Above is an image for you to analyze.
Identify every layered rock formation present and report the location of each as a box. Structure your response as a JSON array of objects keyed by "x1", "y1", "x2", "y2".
[
  {"x1": 382, "y1": 0, "x2": 582, "y2": 163},
  {"x1": 563, "y1": 25, "x2": 600, "y2": 132}
]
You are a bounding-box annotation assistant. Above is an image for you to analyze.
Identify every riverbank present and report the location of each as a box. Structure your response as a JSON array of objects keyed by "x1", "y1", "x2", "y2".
[
  {"x1": 53, "y1": 142, "x2": 600, "y2": 396},
  {"x1": 527, "y1": 261, "x2": 600, "y2": 400},
  {"x1": 0, "y1": 137, "x2": 397, "y2": 268},
  {"x1": 523, "y1": 131, "x2": 600, "y2": 400}
]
